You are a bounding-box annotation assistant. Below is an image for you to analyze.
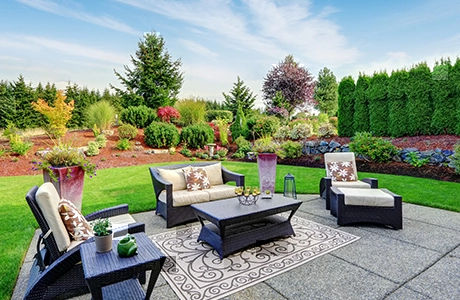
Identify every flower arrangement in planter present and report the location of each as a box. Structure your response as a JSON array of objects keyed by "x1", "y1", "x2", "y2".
[
  {"x1": 32, "y1": 140, "x2": 97, "y2": 210},
  {"x1": 251, "y1": 137, "x2": 286, "y2": 159}
]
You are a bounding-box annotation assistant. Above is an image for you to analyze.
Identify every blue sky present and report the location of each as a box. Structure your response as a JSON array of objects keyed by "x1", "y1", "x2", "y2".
[{"x1": 1, "y1": 0, "x2": 460, "y2": 107}]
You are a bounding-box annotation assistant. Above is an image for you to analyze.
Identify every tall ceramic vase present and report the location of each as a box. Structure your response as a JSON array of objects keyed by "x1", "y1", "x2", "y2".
[
  {"x1": 43, "y1": 166, "x2": 85, "y2": 210},
  {"x1": 257, "y1": 153, "x2": 277, "y2": 194}
]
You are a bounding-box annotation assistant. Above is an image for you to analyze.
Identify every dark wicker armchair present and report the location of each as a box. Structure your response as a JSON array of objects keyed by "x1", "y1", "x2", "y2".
[
  {"x1": 150, "y1": 162, "x2": 245, "y2": 228},
  {"x1": 24, "y1": 183, "x2": 145, "y2": 299}
]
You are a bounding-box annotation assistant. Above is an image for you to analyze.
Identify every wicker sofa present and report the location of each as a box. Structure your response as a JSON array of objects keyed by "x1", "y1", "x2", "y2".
[{"x1": 149, "y1": 162, "x2": 245, "y2": 228}]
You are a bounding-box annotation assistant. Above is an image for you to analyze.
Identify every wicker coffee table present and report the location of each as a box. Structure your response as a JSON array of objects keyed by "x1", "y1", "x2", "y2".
[
  {"x1": 191, "y1": 195, "x2": 302, "y2": 259},
  {"x1": 80, "y1": 232, "x2": 165, "y2": 300}
]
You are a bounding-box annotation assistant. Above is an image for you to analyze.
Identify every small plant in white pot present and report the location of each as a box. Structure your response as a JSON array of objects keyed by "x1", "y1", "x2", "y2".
[{"x1": 92, "y1": 218, "x2": 113, "y2": 253}]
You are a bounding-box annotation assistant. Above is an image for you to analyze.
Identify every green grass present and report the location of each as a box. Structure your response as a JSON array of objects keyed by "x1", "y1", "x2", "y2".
[{"x1": 1, "y1": 161, "x2": 459, "y2": 300}]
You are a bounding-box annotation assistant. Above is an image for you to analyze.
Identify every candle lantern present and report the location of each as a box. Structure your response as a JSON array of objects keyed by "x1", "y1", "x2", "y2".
[{"x1": 283, "y1": 173, "x2": 297, "y2": 199}]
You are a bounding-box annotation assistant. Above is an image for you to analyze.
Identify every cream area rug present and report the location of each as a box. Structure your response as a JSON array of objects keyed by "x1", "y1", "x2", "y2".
[{"x1": 150, "y1": 214, "x2": 359, "y2": 300}]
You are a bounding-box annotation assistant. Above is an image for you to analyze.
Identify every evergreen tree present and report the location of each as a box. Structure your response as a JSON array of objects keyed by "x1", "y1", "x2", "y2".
[
  {"x1": 262, "y1": 55, "x2": 315, "y2": 117},
  {"x1": 407, "y1": 63, "x2": 433, "y2": 135},
  {"x1": 11, "y1": 75, "x2": 36, "y2": 129},
  {"x1": 353, "y1": 73, "x2": 371, "y2": 133},
  {"x1": 230, "y1": 105, "x2": 249, "y2": 140},
  {"x1": 314, "y1": 67, "x2": 338, "y2": 116},
  {"x1": 388, "y1": 69, "x2": 409, "y2": 137},
  {"x1": 368, "y1": 71, "x2": 389, "y2": 136},
  {"x1": 337, "y1": 76, "x2": 356, "y2": 137},
  {"x1": 112, "y1": 31, "x2": 183, "y2": 109},
  {"x1": 452, "y1": 58, "x2": 460, "y2": 134},
  {"x1": 0, "y1": 80, "x2": 14, "y2": 128},
  {"x1": 222, "y1": 76, "x2": 256, "y2": 118},
  {"x1": 431, "y1": 58, "x2": 456, "y2": 134}
]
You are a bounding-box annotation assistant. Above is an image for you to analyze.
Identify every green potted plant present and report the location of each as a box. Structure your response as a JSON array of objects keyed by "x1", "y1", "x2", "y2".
[
  {"x1": 92, "y1": 218, "x2": 113, "y2": 253},
  {"x1": 32, "y1": 139, "x2": 97, "y2": 210}
]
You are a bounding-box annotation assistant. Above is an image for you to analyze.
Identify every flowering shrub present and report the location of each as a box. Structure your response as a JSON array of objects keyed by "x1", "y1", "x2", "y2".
[
  {"x1": 32, "y1": 141, "x2": 97, "y2": 181},
  {"x1": 274, "y1": 125, "x2": 291, "y2": 140},
  {"x1": 157, "y1": 106, "x2": 181, "y2": 123},
  {"x1": 317, "y1": 122, "x2": 337, "y2": 138},
  {"x1": 290, "y1": 123, "x2": 313, "y2": 140}
]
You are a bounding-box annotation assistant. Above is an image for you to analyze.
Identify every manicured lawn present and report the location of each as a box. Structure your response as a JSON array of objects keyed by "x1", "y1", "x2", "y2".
[{"x1": 1, "y1": 161, "x2": 459, "y2": 300}]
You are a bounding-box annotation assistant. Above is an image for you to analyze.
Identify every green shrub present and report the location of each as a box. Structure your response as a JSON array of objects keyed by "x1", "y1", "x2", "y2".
[
  {"x1": 451, "y1": 143, "x2": 460, "y2": 174},
  {"x1": 281, "y1": 140, "x2": 302, "y2": 158},
  {"x1": 116, "y1": 138, "x2": 131, "y2": 150},
  {"x1": 118, "y1": 123, "x2": 138, "y2": 140},
  {"x1": 86, "y1": 100, "x2": 115, "y2": 131},
  {"x1": 180, "y1": 148, "x2": 192, "y2": 157},
  {"x1": 274, "y1": 125, "x2": 291, "y2": 140},
  {"x1": 95, "y1": 134, "x2": 107, "y2": 148},
  {"x1": 175, "y1": 97, "x2": 207, "y2": 126},
  {"x1": 10, "y1": 139, "x2": 33, "y2": 156},
  {"x1": 214, "y1": 119, "x2": 229, "y2": 146},
  {"x1": 317, "y1": 122, "x2": 337, "y2": 138},
  {"x1": 349, "y1": 132, "x2": 399, "y2": 163},
  {"x1": 86, "y1": 141, "x2": 100, "y2": 156},
  {"x1": 252, "y1": 115, "x2": 280, "y2": 138},
  {"x1": 180, "y1": 123, "x2": 214, "y2": 149},
  {"x1": 405, "y1": 152, "x2": 429, "y2": 167},
  {"x1": 206, "y1": 110, "x2": 233, "y2": 123},
  {"x1": 232, "y1": 145, "x2": 252, "y2": 159},
  {"x1": 120, "y1": 105, "x2": 155, "y2": 128},
  {"x1": 216, "y1": 146, "x2": 228, "y2": 157},
  {"x1": 144, "y1": 122, "x2": 180, "y2": 148},
  {"x1": 230, "y1": 106, "x2": 249, "y2": 140},
  {"x1": 290, "y1": 123, "x2": 313, "y2": 140},
  {"x1": 234, "y1": 136, "x2": 251, "y2": 149}
]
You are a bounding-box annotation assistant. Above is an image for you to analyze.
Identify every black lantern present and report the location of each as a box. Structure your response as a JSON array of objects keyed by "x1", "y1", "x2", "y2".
[{"x1": 283, "y1": 173, "x2": 297, "y2": 199}]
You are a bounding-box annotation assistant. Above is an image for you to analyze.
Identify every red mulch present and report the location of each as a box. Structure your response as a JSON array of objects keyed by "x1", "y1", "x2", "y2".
[{"x1": 1, "y1": 129, "x2": 459, "y2": 182}]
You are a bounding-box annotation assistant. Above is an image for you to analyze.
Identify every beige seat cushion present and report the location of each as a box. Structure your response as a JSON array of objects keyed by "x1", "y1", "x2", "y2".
[
  {"x1": 108, "y1": 213, "x2": 136, "y2": 236},
  {"x1": 35, "y1": 182, "x2": 71, "y2": 252},
  {"x1": 331, "y1": 180, "x2": 371, "y2": 189},
  {"x1": 338, "y1": 188, "x2": 394, "y2": 207},
  {"x1": 203, "y1": 162, "x2": 224, "y2": 185},
  {"x1": 157, "y1": 167, "x2": 190, "y2": 191},
  {"x1": 159, "y1": 189, "x2": 211, "y2": 207},
  {"x1": 204, "y1": 184, "x2": 236, "y2": 200}
]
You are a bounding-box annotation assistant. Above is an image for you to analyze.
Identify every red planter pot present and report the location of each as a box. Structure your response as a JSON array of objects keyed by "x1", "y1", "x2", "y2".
[
  {"x1": 257, "y1": 153, "x2": 277, "y2": 194},
  {"x1": 43, "y1": 166, "x2": 85, "y2": 210}
]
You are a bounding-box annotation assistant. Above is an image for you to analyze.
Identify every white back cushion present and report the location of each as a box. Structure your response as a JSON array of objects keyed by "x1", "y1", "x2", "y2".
[
  {"x1": 36, "y1": 182, "x2": 71, "y2": 252},
  {"x1": 203, "y1": 162, "x2": 223, "y2": 186},
  {"x1": 158, "y1": 167, "x2": 188, "y2": 191}
]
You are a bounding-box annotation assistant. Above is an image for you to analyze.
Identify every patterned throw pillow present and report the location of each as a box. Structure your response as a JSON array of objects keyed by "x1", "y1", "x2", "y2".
[
  {"x1": 183, "y1": 167, "x2": 211, "y2": 191},
  {"x1": 58, "y1": 199, "x2": 93, "y2": 241},
  {"x1": 326, "y1": 161, "x2": 356, "y2": 182}
]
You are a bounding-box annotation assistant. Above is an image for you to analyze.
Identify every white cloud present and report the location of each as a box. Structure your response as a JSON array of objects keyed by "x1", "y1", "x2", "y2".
[
  {"x1": 178, "y1": 39, "x2": 219, "y2": 59},
  {"x1": 15, "y1": 0, "x2": 140, "y2": 35}
]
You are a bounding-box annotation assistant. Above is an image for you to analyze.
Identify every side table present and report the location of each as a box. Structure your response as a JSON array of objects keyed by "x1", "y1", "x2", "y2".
[{"x1": 80, "y1": 232, "x2": 165, "y2": 300}]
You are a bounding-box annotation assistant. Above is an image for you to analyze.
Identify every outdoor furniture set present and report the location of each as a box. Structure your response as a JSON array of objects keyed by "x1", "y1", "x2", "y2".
[
  {"x1": 24, "y1": 182, "x2": 164, "y2": 299},
  {"x1": 319, "y1": 152, "x2": 403, "y2": 229}
]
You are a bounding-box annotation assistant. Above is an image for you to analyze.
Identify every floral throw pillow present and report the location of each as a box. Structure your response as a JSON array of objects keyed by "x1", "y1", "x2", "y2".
[
  {"x1": 183, "y1": 167, "x2": 211, "y2": 191},
  {"x1": 58, "y1": 199, "x2": 93, "y2": 241},
  {"x1": 326, "y1": 161, "x2": 357, "y2": 182}
]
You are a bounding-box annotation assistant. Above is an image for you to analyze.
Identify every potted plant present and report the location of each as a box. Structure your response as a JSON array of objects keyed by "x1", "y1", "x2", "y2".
[
  {"x1": 92, "y1": 218, "x2": 113, "y2": 253},
  {"x1": 32, "y1": 139, "x2": 97, "y2": 210},
  {"x1": 251, "y1": 137, "x2": 286, "y2": 195}
]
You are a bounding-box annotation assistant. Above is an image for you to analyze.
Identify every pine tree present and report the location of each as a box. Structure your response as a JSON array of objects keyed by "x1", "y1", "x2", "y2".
[
  {"x1": 314, "y1": 67, "x2": 338, "y2": 116},
  {"x1": 11, "y1": 75, "x2": 36, "y2": 129},
  {"x1": 112, "y1": 31, "x2": 183, "y2": 109},
  {"x1": 222, "y1": 76, "x2": 256, "y2": 118},
  {"x1": 0, "y1": 80, "x2": 14, "y2": 128}
]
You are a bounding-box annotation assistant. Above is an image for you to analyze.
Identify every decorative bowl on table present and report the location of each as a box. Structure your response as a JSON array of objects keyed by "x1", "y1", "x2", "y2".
[{"x1": 235, "y1": 186, "x2": 261, "y2": 206}]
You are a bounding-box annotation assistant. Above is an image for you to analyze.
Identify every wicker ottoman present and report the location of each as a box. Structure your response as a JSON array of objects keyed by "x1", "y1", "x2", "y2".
[{"x1": 330, "y1": 187, "x2": 403, "y2": 229}]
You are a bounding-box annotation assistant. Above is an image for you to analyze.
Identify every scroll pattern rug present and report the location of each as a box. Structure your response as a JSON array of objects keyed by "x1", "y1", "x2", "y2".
[{"x1": 150, "y1": 214, "x2": 359, "y2": 300}]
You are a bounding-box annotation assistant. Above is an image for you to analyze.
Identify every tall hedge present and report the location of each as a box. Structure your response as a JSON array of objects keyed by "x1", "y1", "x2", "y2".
[
  {"x1": 431, "y1": 59, "x2": 455, "y2": 134},
  {"x1": 388, "y1": 69, "x2": 409, "y2": 137},
  {"x1": 452, "y1": 58, "x2": 460, "y2": 134},
  {"x1": 353, "y1": 73, "x2": 371, "y2": 133},
  {"x1": 407, "y1": 63, "x2": 433, "y2": 135},
  {"x1": 337, "y1": 76, "x2": 355, "y2": 137},
  {"x1": 368, "y1": 71, "x2": 389, "y2": 136}
]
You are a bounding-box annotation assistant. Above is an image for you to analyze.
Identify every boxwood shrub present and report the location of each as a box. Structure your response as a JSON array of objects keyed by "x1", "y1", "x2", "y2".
[
  {"x1": 181, "y1": 123, "x2": 214, "y2": 149},
  {"x1": 144, "y1": 122, "x2": 180, "y2": 148}
]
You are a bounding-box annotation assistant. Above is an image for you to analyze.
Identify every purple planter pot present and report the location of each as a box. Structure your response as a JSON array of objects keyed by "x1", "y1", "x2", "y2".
[
  {"x1": 43, "y1": 166, "x2": 85, "y2": 210},
  {"x1": 257, "y1": 153, "x2": 277, "y2": 194}
]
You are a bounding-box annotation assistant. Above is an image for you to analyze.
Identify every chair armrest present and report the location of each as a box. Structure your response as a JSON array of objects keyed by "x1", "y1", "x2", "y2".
[
  {"x1": 362, "y1": 178, "x2": 378, "y2": 188},
  {"x1": 221, "y1": 165, "x2": 245, "y2": 186},
  {"x1": 149, "y1": 167, "x2": 174, "y2": 208},
  {"x1": 319, "y1": 177, "x2": 332, "y2": 199},
  {"x1": 85, "y1": 204, "x2": 130, "y2": 221}
]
